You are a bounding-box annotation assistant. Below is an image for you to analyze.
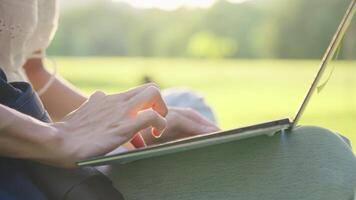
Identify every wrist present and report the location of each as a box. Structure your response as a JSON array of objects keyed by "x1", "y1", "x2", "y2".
[
  {"x1": 24, "y1": 121, "x2": 74, "y2": 168},
  {"x1": 46, "y1": 122, "x2": 83, "y2": 168},
  {"x1": 30, "y1": 122, "x2": 64, "y2": 162},
  {"x1": 0, "y1": 106, "x2": 74, "y2": 167},
  {"x1": 43, "y1": 122, "x2": 74, "y2": 165}
]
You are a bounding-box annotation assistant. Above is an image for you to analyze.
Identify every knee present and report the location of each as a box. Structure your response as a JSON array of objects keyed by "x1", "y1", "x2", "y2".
[
  {"x1": 289, "y1": 125, "x2": 351, "y2": 148},
  {"x1": 291, "y1": 125, "x2": 334, "y2": 134}
]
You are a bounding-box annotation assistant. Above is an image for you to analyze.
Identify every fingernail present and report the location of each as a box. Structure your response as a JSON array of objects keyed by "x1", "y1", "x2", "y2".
[
  {"x1": 131, "y1": 134, "x2": 146, "y2": 148},
  {"x1": 152, "y1": 127, "x2": 165, "y2": 138}
]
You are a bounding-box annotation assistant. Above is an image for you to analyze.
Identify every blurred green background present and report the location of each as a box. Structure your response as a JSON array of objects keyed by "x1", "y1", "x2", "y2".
[
  {"x1": 52, "y1": 0, "x2": 355, "y2": 59},
  {"x1": 49, "y1": 0, "x2": 355, "y2": 145}
]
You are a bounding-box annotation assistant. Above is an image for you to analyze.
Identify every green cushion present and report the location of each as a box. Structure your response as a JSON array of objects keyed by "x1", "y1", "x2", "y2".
[{"x1": 108, "y1": 126, "x2": 356, "y2": 200}]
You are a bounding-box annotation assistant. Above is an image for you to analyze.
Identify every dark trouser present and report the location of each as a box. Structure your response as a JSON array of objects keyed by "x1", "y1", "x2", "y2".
[{"x1": 0, "y1": 159, "x2": 46, "y2": 200}]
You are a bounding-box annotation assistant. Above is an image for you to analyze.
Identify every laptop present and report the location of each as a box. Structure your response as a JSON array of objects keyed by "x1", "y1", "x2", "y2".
[{"x1": 78, "y1": 0, "x2": 356, "y2": 167}]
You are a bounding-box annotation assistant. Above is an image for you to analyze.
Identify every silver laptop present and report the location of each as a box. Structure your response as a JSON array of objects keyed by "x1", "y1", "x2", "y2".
[{"x1": 78, "y1": 0, "x2": 355, "y2": 167}]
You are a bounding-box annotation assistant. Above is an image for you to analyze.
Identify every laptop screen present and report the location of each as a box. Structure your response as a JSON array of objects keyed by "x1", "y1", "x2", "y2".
[{"x1": 291, "y1": 0, "x2": 356, "y2": 129}]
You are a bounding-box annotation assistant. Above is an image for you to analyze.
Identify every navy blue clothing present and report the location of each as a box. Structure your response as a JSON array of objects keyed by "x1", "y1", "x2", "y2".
[
  {"x1": 0, "y1": 159, "x2": 46, "y2": 200},
  {"x1": 0, "y1": 69, "x2": 47, "y2": 200}
]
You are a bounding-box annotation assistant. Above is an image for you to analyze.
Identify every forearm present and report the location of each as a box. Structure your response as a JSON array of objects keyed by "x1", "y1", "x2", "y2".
[
  {"x1": 0, "y1": 104, "x2": 59, "y2": 161},
  {"x1": 24, "y1": 58, "x2": 87, "y2": 120}
]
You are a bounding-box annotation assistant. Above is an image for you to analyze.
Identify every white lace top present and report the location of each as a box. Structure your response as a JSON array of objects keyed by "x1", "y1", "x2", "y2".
[{"x1": 0, "y1": 0, "x2": 59, "y2": 82}]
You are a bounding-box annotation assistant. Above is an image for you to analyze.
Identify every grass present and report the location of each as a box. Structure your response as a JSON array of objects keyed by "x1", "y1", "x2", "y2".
[{"x1": 54, "y1": 57, "x2": 356, "y2": 146}]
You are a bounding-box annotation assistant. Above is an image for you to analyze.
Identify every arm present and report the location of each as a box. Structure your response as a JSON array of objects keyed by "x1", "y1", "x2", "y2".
[
  {"x1": 0, "y1": 104, "x2": 59, "y2": 161},
  {"x1": 23, "y1": 57, "x2": 219, "y2": 146},
  {"x1": 0, "y1": 85, "x2": 168, "y2": 168},
  {"x1": 23, "y1": 57, "x2": 86, "y2": 121}
]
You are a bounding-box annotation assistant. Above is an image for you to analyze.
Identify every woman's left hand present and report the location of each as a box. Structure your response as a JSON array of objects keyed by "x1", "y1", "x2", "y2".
[{"x1": 141, "y1": 107, "x2": 220, "y2": 145}]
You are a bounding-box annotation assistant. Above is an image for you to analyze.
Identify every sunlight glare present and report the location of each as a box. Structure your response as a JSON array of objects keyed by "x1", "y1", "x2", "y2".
[
  {"x1": 227, "y1": 0, "x2": 250, "y2": 3},
  {"x1": 113, "y1": 0, "x2": 217, "y2": 11}
]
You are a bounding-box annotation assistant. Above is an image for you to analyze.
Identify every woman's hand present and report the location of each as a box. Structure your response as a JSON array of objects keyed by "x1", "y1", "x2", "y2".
[
  {"x1": 44, "y1": 84, "x2": 168, "y2": 168},
  {"x1": 142, "y1": 107, "x2": 220, "y2": 145}
]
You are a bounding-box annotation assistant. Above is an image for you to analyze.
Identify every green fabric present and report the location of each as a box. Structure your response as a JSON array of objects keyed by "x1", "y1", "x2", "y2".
[{"x1": 108, "y1": 126, "x2": 356, "y2": 200}]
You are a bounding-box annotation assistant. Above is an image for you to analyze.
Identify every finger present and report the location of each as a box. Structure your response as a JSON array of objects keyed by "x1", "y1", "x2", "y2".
[
  {"x1": 175, "y1": 107, "x2": 219, "y2": 128},
  {"x1": 109, "y1": 83, "x2": 159, "y2": 101},
  {"x1": 128, "y1": 86, "x2": 168, "y2": 117},
  {"x1": 177, "y1": 113, "x2": 219, "y2": 135},
  {"x1": 130, "y1": 134, "x2": 146, "y2": 148},
  {"x1": 129, "y1": 109, "x2": 167, "y2": 138}
]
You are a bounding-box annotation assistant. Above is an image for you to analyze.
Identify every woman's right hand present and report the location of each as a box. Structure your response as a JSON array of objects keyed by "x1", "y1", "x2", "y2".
[{"x1": 44, "y1": 84, "x2": 168, "y2": 168}]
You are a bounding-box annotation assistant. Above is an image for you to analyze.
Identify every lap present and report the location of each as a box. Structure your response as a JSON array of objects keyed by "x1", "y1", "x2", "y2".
[{"x1": 107, "y1": 126, "x2": 356, "y2": 200}]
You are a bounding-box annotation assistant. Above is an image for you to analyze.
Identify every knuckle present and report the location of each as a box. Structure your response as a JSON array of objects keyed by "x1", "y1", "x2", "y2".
[
  {"x1": 90, "y1": 90, "x2": 106, "y2": 101},
  {"x1": 146, "y1": 86, "x2": 161, "y2": 96},
  {"x1": 145, "y1": 83, "x2": 159, "y2": 89},
  {"x1": 94, "y1": 90, "x2": 106, "y2": 96}
]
